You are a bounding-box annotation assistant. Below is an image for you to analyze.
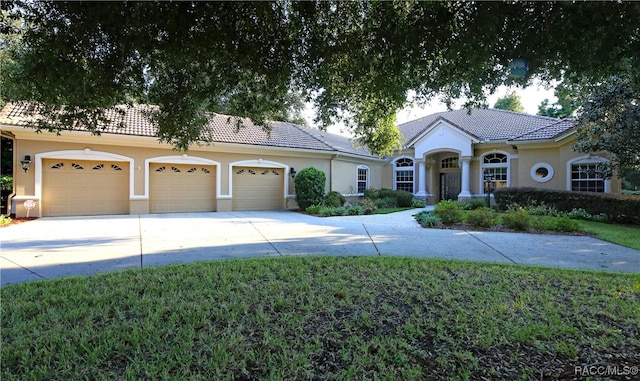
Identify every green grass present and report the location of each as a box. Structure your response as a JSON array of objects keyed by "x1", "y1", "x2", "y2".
[
  {"x1": 3, "y1": 257, "x2": 639, "y2": 380},
  {"x1": 375, "y1": 207, "x2": 412, "y2": 214},
  {"x1": 578, "y1": 220, "x2": 640, "y2": 250}
]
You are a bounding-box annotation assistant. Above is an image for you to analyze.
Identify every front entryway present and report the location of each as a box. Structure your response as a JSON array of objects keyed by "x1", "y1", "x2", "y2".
[{"x1": 440, "y1": 173, "x2": 461, "y2": 201}]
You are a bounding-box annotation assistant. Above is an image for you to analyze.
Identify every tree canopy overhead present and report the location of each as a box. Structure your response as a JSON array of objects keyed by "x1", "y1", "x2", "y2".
[{"x1": 2, "y1": 1, "x2": 639, "y2": 155}]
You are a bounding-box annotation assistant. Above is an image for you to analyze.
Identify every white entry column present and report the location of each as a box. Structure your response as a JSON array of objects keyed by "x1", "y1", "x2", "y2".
[
  {"x1": 415, "y1": 159, "x2": 427, "y2": 196},
  {"x1": 458, "y1": 157, "x2": 472, "y2": 198}
]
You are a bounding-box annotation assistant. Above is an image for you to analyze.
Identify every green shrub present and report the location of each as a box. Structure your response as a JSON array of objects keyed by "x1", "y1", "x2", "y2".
[
  {"x1": 411, "y1": 200, "x2": 426, "y2": 208},
  {"x1": 305, "y1": 205, "x2": 322, "y2": 215},
  {"x1": 531, "y1": 218, "x2": 556, "y2": 231},
  {"x1": 549, "y1": 215, "x2": 581, "y2": 232},
  {"x1": 347, "y1": 206, "x2": 364, "y2": 215},
  {"x1": 433, "y1": 201, "x2": 463, "y2": 225},
  {"x1": 0, "y1": 214, "x2": 11, "y2": 225},
  {"x1": 494, "y1": 187, "x2": 640, "y2": 225},
  {"x1": 395, "y1": 190, "x2": 414, "y2": 207},
  {"x1": 324, "y1": 191, "x2": 346, "y2": 207},
  {"x1": 465, "y1": 207, "x2": 498, "y2": 228},
  {"x1": 460, "y1": 199, "x2": 488, "y2": 210},
  {"x1": 0, "y1": 175, "x2": 12, "y2": 192},
  {"x1": 565, "y1": 208, "x2": 592, "y2": 221},
  {"x1": 333, "y1": 207, "x2": 347, "y2": 216},
  {"x1": 294, "y1": 167, "x2": 326, "y2": 210},
  {"x1": 379, "y1": 188, "x2": 397, "y2": 199},
  {"x1": 526, "y1": 201, "x2": 557, "y2": 216},
  {"x1": 501, "y1": 208, "x2": 531, "y2": 231},
  {"x1": 363, "y1": 188, "x2": 380, "y2": 200},
  {"x1": 359, "y1": 199, "x2": 377, "y2": 215},
  {"x1": 375, "y1": 197, "x2": 397, "y2": 209},
  {"x1": 415, "y1": 211, "x2": 442, "y2": 228}
]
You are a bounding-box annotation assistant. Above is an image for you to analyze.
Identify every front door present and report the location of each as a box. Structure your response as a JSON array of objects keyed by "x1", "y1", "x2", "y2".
[{"x1": 440, "y1": 173, "x2": 461, "y2": 201}]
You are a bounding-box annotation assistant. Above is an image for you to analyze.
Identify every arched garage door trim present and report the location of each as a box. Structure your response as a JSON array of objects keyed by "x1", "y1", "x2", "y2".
[
  {"x1": 228, "y1": 159, "x2": 290, "y2": 198},
  {"x1": 35, "y1": 149, "x2": 134, "y2": 216},
  {"x1": 144, "y1": 155, "x2": 222, "y2": 199},
  {"x1": 229, "y1": 159, "x2": 289, "y2": 210}
]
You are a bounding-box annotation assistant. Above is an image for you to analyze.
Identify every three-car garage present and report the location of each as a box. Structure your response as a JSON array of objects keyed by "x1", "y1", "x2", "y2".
[{"x1": 38, "y1": 156, "x2": 287, "y2": 217}]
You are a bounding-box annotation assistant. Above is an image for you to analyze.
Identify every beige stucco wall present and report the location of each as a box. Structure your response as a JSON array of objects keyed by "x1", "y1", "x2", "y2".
[
  {"x1": 401, "y1": 138, "x2": 621, "y2": 204},
  {"x1": 4, "y1": 127, "x2": 387, "y2": 216}
]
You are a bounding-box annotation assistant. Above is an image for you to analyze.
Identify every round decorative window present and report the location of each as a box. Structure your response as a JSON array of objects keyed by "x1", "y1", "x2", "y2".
[{"x1": 530, "y1": 163, "x2": 554, "y2": 183}]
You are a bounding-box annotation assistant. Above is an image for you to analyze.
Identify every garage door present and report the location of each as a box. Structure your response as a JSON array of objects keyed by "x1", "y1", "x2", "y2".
[
  {"x1": 232, "y1": 167, "x2": 284, "y2": 210},
  {"x1": 149, "y1": 163, "x2": 216, "y2": 213},
  {"x1": 42, "y1": 159, "x2": 129, "y2": 217}
]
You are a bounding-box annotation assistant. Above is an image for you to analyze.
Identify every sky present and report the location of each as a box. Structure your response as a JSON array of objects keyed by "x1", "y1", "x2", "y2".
[{"x1": 305, "y1": 83, "x2": 558, "y2": 136}]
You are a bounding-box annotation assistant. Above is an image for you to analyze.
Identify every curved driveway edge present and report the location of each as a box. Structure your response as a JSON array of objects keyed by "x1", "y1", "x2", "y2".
[{"x1": 1, "y1": 210, "x2": 639, "y2": 287}]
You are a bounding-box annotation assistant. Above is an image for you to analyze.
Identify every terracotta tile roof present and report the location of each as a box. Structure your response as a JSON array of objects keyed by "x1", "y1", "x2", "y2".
[
  {"x1": 399, "y1": 108, "x2": 576, "y2": 144},
  {"x1": 0, "y1": 103, "x2": 377, "y2": 158}
]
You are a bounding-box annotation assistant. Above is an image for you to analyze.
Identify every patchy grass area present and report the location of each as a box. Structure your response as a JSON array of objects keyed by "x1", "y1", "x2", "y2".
[{"x1": 3, "y1": 257, "x2": 639, "y2": 380}]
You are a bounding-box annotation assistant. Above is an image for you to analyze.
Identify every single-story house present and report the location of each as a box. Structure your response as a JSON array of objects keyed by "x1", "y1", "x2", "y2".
[{"x1": 0, "y1": 103, "x2": 619, "y2": 217}]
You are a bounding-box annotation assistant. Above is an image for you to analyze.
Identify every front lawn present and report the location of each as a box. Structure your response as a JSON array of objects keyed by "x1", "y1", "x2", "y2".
[
  {"x1": 579, "y1": 220, "x2": 640, "y2": 250},
  {"x1": 2, "y1": 257, "x2": 639, "y2": 380}
]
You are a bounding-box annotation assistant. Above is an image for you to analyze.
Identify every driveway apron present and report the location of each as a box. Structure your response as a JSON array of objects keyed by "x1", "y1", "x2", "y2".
[{"x1": 1, "y1": 210, "x2": 639, "y2": 287}]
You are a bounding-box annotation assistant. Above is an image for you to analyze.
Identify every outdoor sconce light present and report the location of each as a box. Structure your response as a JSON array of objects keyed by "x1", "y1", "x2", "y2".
[
  {"x1": 20, "y1": 155, "x2": 32, "y2": 173},
  {"x1": 484, "y1": 172, "x2": 494, "y2": 205},
  {"x1": 290, "y1": 167, "x2": 297, "y2": 178}
]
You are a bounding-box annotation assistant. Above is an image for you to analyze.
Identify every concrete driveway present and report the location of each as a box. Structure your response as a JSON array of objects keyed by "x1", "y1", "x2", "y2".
[{"x1": 1, "y1": 210, "x2": 639, "y2": 287}]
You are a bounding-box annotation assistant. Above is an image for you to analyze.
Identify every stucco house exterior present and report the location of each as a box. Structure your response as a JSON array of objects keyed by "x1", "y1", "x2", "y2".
[{"x1": 0, "y1": 103, "x2": 619, "y2": 218}]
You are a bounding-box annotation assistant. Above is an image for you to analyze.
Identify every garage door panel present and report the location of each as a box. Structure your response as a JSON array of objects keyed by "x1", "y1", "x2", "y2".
[
  {"x1": 232, "y1": 167, "x2": 284, "y2": 211},
  {"x1": 42, "y1": 159, "x2": 129, "y2": 217},
  {"x1": 149, "y1": 163, "x2": 216, "y2": 213}
]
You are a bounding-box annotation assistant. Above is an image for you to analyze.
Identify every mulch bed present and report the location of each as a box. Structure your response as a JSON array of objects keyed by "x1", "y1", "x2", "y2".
[{"x1": 0, "y1": 217, "x2": 39, "y2": 228}]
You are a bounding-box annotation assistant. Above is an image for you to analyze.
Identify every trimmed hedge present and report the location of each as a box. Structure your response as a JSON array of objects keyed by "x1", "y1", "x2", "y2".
[{"x1": 494, "y1": 187, "x2": 640, "y2": 225}]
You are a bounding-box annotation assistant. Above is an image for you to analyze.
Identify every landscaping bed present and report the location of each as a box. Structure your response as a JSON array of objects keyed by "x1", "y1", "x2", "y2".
[{"x1": 0, "y1": 216, "x2": 38, "y2": 228}]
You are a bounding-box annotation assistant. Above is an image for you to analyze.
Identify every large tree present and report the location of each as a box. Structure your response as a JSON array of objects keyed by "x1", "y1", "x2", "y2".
[
  {"x1": 1, "y1": 1, "x2": 639, "y2": 155},
  {"x1": 493, "y1": 92, "x2": 525, "y2": 113},
  {"x1": 573, "y1": 77, "x2": 640, "y2": 176}
]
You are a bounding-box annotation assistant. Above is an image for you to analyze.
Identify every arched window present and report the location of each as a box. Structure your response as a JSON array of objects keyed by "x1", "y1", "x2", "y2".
[
  {"x1": 441, "y1": 157, "x2": 459, "y2": 169},
  {"x1": 394, "y1": 157, "x2": 414, "y2": 193},
  {"x1": 481, "y1": 152, "x2": 509, "y2": 191},
  {"x1": 567, "y1": 156, "x2": 610, "y2": 193},
  {"x1": 356, "y1": 165, "x2": 369, "y2": 194}
]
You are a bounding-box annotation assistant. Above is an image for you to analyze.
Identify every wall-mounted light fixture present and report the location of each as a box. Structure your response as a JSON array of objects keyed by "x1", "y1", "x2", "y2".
[
  {"x1": 484, "y1": 172, "x2": 494, "y2": 206},
  {"x1": 290, "y1": 167, "x2": 297, "y2": 178},
  {"x1": 20, "y1": 155, "x2": 32, "y2": 173}
]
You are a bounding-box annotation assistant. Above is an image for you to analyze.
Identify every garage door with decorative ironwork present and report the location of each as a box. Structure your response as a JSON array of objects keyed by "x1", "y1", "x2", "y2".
[
  {"x1": 42, "y1": 159, "x2": 129, "y2": 217},
  {"x1": 232, "y1": 167, "x2": 284, "y2": 210},
  {"x1": 149, "y1": 164, "x2": 216, "y2": 213}
]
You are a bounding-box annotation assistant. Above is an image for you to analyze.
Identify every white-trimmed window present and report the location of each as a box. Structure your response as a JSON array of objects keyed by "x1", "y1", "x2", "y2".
[
  {"x1": 481, "y1": 152, "x2": 509, "y2": 192},
  {"x1": 356, "y1": 165, "x2": 369, "y2": 194},
  {"x1": 530, "y1": 163, "x2": 554, "y2": 183},
  {"x1": 441, "y1": 156, "x2": 459, "y2": 169},
  {"x1": 394, "y1": 157, "x2": 414, "y2": 193},
  {"x1": 567, "y1": 156, "x2": 610, "y2": 193}
]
